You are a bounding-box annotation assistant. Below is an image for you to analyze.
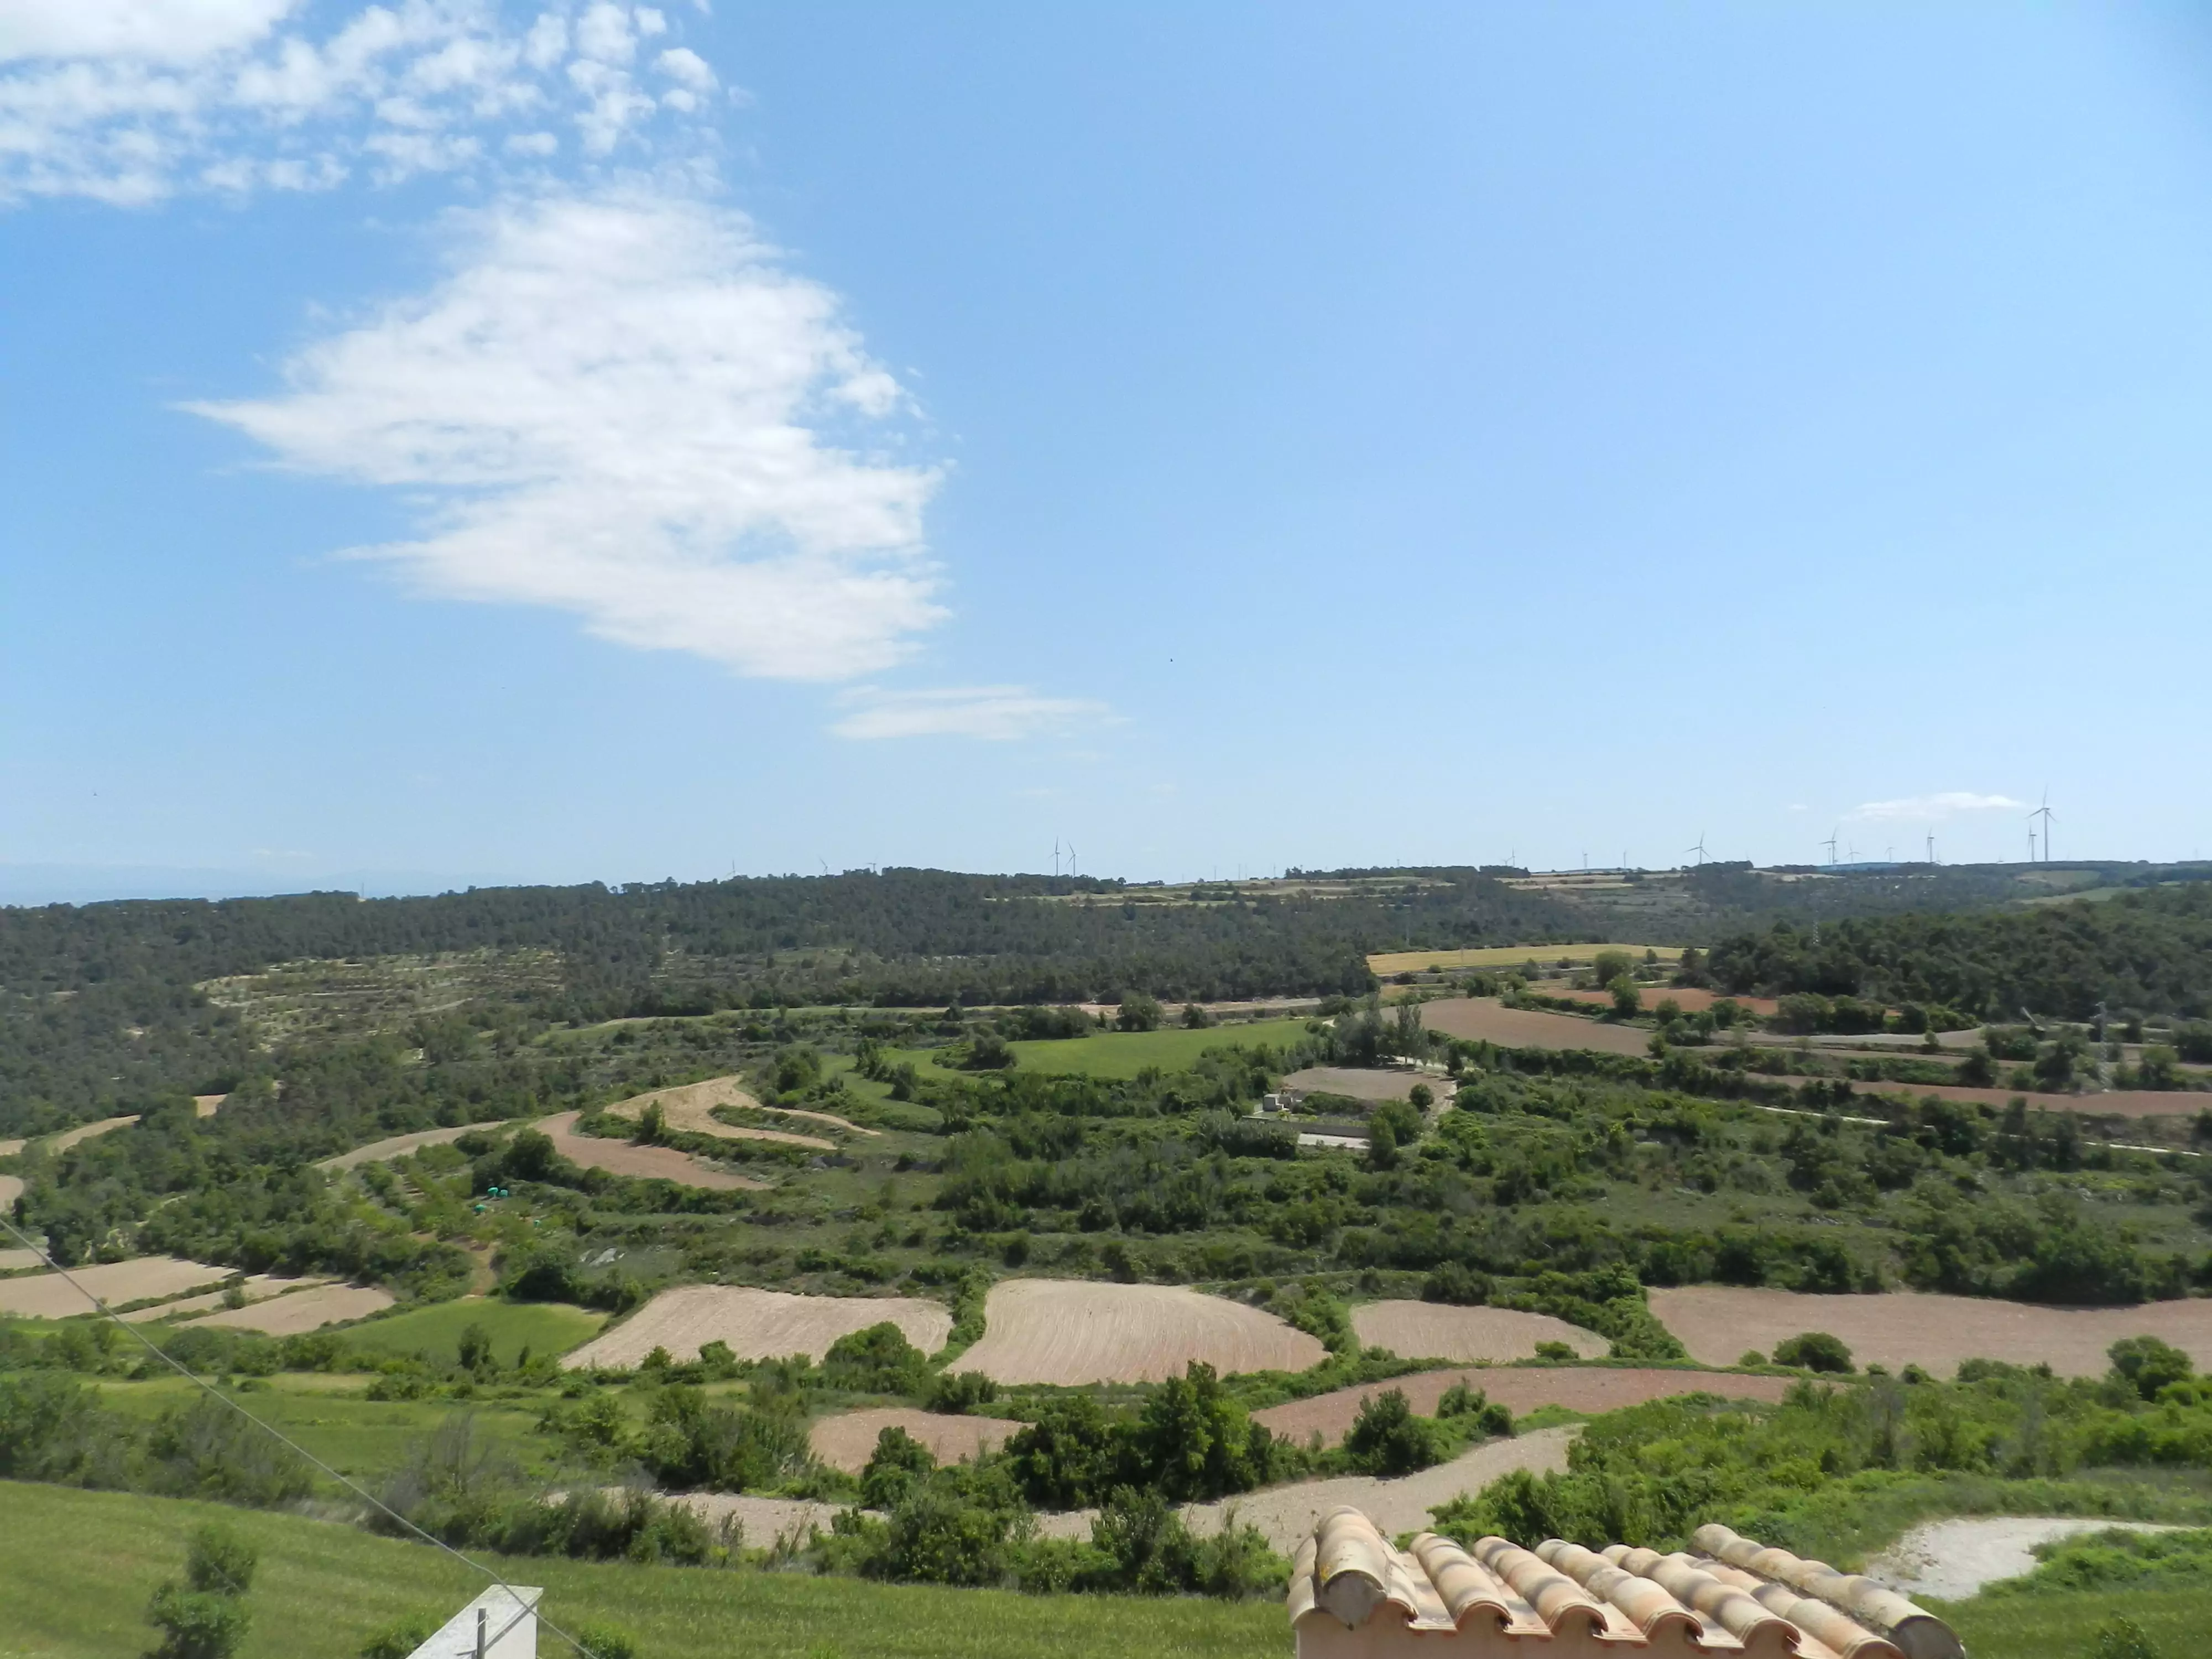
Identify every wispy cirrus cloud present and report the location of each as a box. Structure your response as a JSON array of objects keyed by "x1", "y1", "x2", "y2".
[
  {"x1": 0, "y1": 1, "x2": 718, "y2": 204},
  {"x1": 1849, "y1": 791, "x2": 2027, "y2": 822},
  {"x1": 189, "y1": 187, "x2": 950, "y2": 680},
  {"x1": 831, "y1": 686, "x2": 1114, "y2": 742}
]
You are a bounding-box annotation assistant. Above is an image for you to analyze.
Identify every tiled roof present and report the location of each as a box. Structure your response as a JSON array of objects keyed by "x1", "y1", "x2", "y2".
[{"x1": 1289, "y1": 1511, "x2": 1964, "y2": 1659}]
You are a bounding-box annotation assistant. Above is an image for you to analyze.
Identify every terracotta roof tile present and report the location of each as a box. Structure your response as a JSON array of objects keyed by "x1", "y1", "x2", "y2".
[{"x1": 1290, "y1": 1509, "x2": 1963, "y2": 1658}]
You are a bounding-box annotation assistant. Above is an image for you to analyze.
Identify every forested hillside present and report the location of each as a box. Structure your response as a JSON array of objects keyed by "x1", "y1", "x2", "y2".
[{"x1": 1705, "y1": 883, "x2": 2212, "y2": 1020}]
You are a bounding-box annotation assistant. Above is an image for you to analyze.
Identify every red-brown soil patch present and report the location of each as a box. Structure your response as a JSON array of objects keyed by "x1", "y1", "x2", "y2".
[
  {"x1": 1254, "y1": 1366, "x2": 1794, "y2": 1444},
  {"x1": 958, "y1": 1280, "x2": 1327, "y2": 1385},
  {"x1": 1652, "y1": 1285, "x2": 2212, "y2": 1377},
  {"x1": 534, "y1": 1112, "x2": 768, "y2": 1191},
  {"x1": 1417, "y1": 999, "x2": 1654, "y2": 1056},
  {"x1": 808, "y1": 1407, "x2": 1021, "y2": 1474},
  {"x1": 1844, "y1": 1080, "x2": 2212, "y2": 1121},
  {"x1": 1350, "y1": 1301, "x2": 1608, "y2": 1363},
  {"x1": 566, "y1": 1285, "x2": 954, "y2": 1370}
]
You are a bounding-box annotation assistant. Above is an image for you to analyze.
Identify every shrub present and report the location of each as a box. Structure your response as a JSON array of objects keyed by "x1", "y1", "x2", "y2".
[
  {"x1": 823, "y1": 1323, "x2": 931, "y2": 1395},
  {"x1": 1344, "y1": 1389, "x2": 1445, "y2": 1477},
  {"x1": 1437, "y1": 1383, "x2": 1513, "y2": 1437},
  {"x1": 146, "y1": 1525, "x2": 257, "y2": 1659},
  {"x1": 1533, "y1": 1340, "x2": 1578, "y2": 1362},
  {"x1": 1772, "y1": 1332, "x2": 1853, "y2": 1374},
  {"x1": 927, "y1": 1370, "x2": 999, "y2": 1414},
  {"x1": 861, "y1": 1425, "x2": 937, "y2": 1509},
  {"x1": 2094, "y1": 1616, "x2": 2161, "y2": 1659},
  {"x1": 2110, "y1": 1335, "x2": 2194, "y2": 1402},
  {"x1": 575, "y1": 1623, "x2": 640, "y2": 1659},
  {"x1": 1422, "y1": 1261, "x2": 1492, "y2": 1306},
  {"x1": 359, "y1": 1618, "x2": 437, "y2": 1659}
]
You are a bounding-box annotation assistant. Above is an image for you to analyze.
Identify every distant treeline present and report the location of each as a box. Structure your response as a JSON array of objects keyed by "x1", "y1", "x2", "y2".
[{"x1": 1704, "y1": 883, "x2": 2212, "y2": 1020}]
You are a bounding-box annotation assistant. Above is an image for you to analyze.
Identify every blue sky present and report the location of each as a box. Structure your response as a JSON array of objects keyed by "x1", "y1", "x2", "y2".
[{"x1": 4, "y1": 2, "x2": 2210, "y2": 901}]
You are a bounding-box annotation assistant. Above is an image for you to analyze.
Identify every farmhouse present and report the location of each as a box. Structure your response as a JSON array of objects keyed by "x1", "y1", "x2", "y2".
[{"x1": 1290, "y1": 1512, "x2": 1962, "y2": 1658}]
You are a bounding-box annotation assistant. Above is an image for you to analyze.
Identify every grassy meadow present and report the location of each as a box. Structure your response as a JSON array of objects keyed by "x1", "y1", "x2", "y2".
[
  {"x1": 0, "y1": 1481, "x2": 1287, "y2": 1659},
  {"x1": 340, "y1": 1298, "x2": 606, "y2": 1368}
]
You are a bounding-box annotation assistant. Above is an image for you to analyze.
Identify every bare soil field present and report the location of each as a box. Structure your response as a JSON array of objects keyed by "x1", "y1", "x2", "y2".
[
  {"x1": 1350, "y1": 1301, "x2": 1608, "y2": 1363},
  {"x1": 0, "y1": 1248, "x2": 44, "y2": 1272},
  {"x1": 316, "y1": 1124, "x2": 494, "y2": 1171},
  {"x1": 0, "y1": 1176, "x2": 22, "y2": 1209},
  {"x1": 1253, "y1": 1366, "x2": 1794, "y2": 1444},
  {"x1": 1846, "y1": 1079, "x2": 2212, "y2": 1120},
  {"x1": 534, "y1": 1112, "x2": 768, "y2": 1191},
  {"x1": 1281, "y1": 1067, "x2": 1434, "y2": 1103},
  {"x1": 181, "y1": 1284, "x2": 396, "y2": 1334},
  {"x1": 1369, "y1": 946, "x2": 1683, "y2": 976},
  {"x1": 44, "y1": 1114, "x2": 139, "y2": 1152},
  {"x1": 564, "y1": 1285, "x2": 954, "y2": 1370},
  {"x1": 192, "y1": 1094, "x2": 226, "y2": 1118},
  {"x1": 1542, "y1": 986, "x2": 1780, "y2": 1018},
  {"x1": 1417, "y1": 998, "x2": 1656, "y2": 1056},
  {"x1": 957, "y1": 1279, "x2": 1327, "y2": 1385},
  {"x1": 1651, "y1": 1286, "x2": 2212, "y2": 1376},
  {"x1": 0, "y1": 1138, "x2": 25, "y2": 1156},
  {"x1": 808, "y1": 1407, "x2": 1021, "y2": 1474},
  {"x1": 117, "y1": 1274, "x2": 329, "y2": 1323},
  {"x1": 604, "y1": 1086, "x2": 833, "y2": 1152},
  {"x1": 0, "y1": 1256, "x2": 228, "y2": 1318}
]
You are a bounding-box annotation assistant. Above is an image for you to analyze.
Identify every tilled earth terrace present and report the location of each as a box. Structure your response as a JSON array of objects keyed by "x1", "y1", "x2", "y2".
[
  {"x1": 1651, "y1": 1285, "x2": 2212, "y2": 1376},
  {"x1": 956, "y1": 1280, "x2": 1328, "y2": 1385},
  {"x1": 1252, "y1": 1365, "x2": 1797, "y2": 1444},
  {"x1": 533, "y1": 1111, "x2": 769, "y2": 1191},
  {"x1": 1348, "y1": 1301, "x2": 1608, "y2": 1363},
  {"x1": 565, "y1": 1285, "x2": 954, "y2": 1370}
]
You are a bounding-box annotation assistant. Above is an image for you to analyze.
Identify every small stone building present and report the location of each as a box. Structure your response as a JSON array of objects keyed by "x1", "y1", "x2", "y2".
[{"x1": 1289, "y1": 1511, "x2": 1964, "y2": 1659}]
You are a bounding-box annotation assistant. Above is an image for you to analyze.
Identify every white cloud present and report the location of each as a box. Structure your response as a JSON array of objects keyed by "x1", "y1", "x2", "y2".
[
  {"x1": 1849, "y1": 791, "x2": 2027, "y2": 822},
  {"x1": 831, "y1": 686, "x2": 1113, "y2": 741},
  {"x1": 0, "y1": 1, "x2": 715, "y2": 202},
  {"x1": 187, "y1": 187, "x2": 949, "y2": 681}
]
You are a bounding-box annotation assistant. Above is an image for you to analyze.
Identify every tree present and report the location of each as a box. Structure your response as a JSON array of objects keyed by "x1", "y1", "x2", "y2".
[
  {"x1": 1608, "y1": 976, "x2": 1642, "y2": 1019},
  {"x1": 861, "y1": 1425, "x2": 937, "y2": 1508},
  {"x1": 2109, "y1": 1335, "x2": 2193, "y2": 1402},
  {"x1": 1772, "y1": 1332, "x2": 1853, "y2": 1374},
  {"x1": 1181, "y1": 1003, "x2": 1214, "y2": 1029},
  {"x1": 1344, "y1": 1389, "x2": 1444, "y2": 1476},
  {"x1": 1117, "y1": 994, "x2": 1163, "y2": 1032},
  {"x1": 632, "y1": 1102, "x2": 666, "y2": 1145},
  {"x1": 1590, "y1": 950, "x2": 1634, "y2": 987},
  {"x1": 146, "y1": 1524, "x2": 257, "y2": 1659},
  {"x1": 1408, "y1": 1083, "x2": 1433, "y2": 1110},
  {"x1": 456, "y1": 1321, "x2": 495, "y2": 1376},
  {"x1": 961, "y1": 1032, "x2": 1016, "y2": 1071}
]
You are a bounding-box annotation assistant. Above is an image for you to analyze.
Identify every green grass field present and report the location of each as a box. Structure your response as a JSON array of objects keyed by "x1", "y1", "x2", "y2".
[
  {"x1": 341, "y1": 1298, "x2": 606, "y2": 1367},
  {"x1": 1366, "y1": 944, "x2": 1683, "y2": 975},
  {"x1": 0, "y1": 1480, "x2": 1286, "y2": 1659},
  {"x1": 889, "y1": 1019, "x2": 1314, "y2": 1083}
]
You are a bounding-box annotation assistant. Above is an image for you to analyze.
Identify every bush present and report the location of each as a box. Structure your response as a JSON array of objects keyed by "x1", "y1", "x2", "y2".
[
  {"x1": 1116, "y1": 994, "x2": 1164, "y2": 1032},
  {"x1": 146, "y1": 1525, "x2": 257, "y2": 1659},
  {"x1": 1772, "y1": 1332, "x2": 1853, "y2": 1374},
  {"x1": 2094, "y1": 1616, "x2": 2161, "y2": 1659},
  {"x1": 2110, "y1": 1336, "x2": 2194, "y2": 1402},
  {"x1": 575, "y1": 1623, "x2": 640, "y2": 1659},
  {"x1": 861, "y1": 1425, "x2": 936, "y2": 1509},
  {"x1": 927, "y1": 1371, "x2": 999, "y2": 1414},
  {"x1": 1344, "y1": 1389, "x2": 1446, "y2": 1477},
  {"x1": 359, "y1": 1618, "x2": 437, "y2": 1659},
  {"x1": 823, "y1": 1322, "x2": 931, "y2": 1395},
  {"x1": 1422, "y1": 1261, "x2": 1492, "y2": 1306},
  {"x1": 1437, "y1": 1383, "x2": 1513, "y2": 1437}
]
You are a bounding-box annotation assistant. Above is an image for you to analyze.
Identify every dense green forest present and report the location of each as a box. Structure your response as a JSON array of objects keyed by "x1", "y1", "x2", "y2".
[{"x1": 1705, "y1": 883, "x2": 2212, "y2": 1021}]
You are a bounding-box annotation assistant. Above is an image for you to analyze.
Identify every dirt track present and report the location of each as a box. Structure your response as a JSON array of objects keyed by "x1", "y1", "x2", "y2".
[
  {"x1": 808, "y1": 1407, "x2": 1021, "y2": 1474},
  {"x1": 604, "y1": 1078, "x2": 835, "y2": 1151},
  {"x1": 534, "y1": 1112, "x2": 768, "y2": 1191},
  {"x1": 44, "y1": 1115, "x2": 139, "y2": 1152},
  {"x1": 1253, "y1": 1366, "x2": 1795, "y2": 1444},
  {"x1": 0, "y1": 1256, "x2": 228, "y2": 1318},
  {"x1": 957, "y1": 1279, "x2": 1327, "y2": 1385},
  {"x1": 317, "y1": 1124, "x2": 493, "y2": 1170},
  {"x1": 1651, "y1": 1285, "x2": 2212, "y2": 1376},
  {"x1": 1282, "y1": 1067, "x2": 1435, "y2": 1103},
  {"x1": 1350, "y1": 1301, "x2": 1608, "y2": 1363},
  {"x1": 182, "y1": 1284, "x2": 394, "y2": 1334},
  {"x1": 565, "y1": 1285, "x2": 953, "y2": 1370},
  {"x1": 667, "y1": 1427, "x2": 1577, "y2": 1558},
  {"x1": 1418, "y1": 999, "x2": 1655, "y2": 1056}
]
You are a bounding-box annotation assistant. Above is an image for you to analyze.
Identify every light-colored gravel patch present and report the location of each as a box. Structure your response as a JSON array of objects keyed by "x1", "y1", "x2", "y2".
[
  {"x1": 1254, "y1": 1366, "x2": 1794, "y2": 1445},
  {"x1": 565, "y1": 1285, "x2": 954, "y2": 1370},
  {"x1": 535, "y1": 1112, "x2": 769, "y2": 1191},
  {"x1": 1866, "y1": 1516, "x2": 2186, "y2": 1603},
  {"x1": 317, "y1": 1124, "x2": 491, "y2": 1170},
  {"x1": 808, "y1": 1407, "x2": 1021, "y2": 1474},
  {"x1": 957, "y1": 1279, "x2": 1327, "y2": 1385},
  {"x1": 1350, "y1": 1301, "x2": 1608, "y2": 1363},
  {"x1": 180, "y1": 1284, "x2": 395, "y2": 1334},
  {"x1": 0, "y1": 1256, "x2": 229, "y2": 1318},
  {"x1": 1651, "y1": 1285, "x2": 2212, "y2": 1377}
]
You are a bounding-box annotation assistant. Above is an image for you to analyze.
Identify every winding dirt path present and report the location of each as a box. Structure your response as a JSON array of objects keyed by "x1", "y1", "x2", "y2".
[
  {"x1": 603, "y1": 1078, "x2": 837, "y2": 1151},
  {"x1": 1866, "y1": 1517, "x2": 2184, "y2": 1601},
  {"x1": 317, "y1": 1124, "x2": 492, "y2": 1170}
]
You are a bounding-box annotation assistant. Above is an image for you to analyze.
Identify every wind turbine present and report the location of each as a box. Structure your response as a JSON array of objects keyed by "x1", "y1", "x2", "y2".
[
  {"x1": 2030, "y1": 791, "x2": 2055, "y2": 863},
  {"x1": 1821, "y1": 827, "x2": 1840, "y2": 867},
  {"x1": 1066, "y1": 843, "x2": 1077, "y2": 878},
  {"x1": 1685, "y1": 832, "x2": 1708, "y2": 867},
  {"x1": 1926, "y1": 832, "x2": 1937, "y2": 865}
]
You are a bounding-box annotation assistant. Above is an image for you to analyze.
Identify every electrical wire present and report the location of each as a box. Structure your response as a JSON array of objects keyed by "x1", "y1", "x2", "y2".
[{"x1": 0, "y1": 1213, "x2": 601, "y2": 1659}]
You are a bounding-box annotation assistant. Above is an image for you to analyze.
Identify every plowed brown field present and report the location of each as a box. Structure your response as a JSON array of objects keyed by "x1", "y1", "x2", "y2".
[
  {"x1": 534, "y1": 1112, "x2": 768, "y2": 1190},
  {"x1": 957, "y1": 1280, "x2": 1327, "y2": 1385},
  {"x1": 1417, "y1": 999, "x2": 1654, "y2": 1056},
  {"x1": 1651, "y1": 1285, "x2": 2212, "y2": 1377},
  {"x1": 808, "y1": 1407, "x2": 1021, "y2": 1473},
  {"x1": 1845, "y1": 1080, "x2": 2212, "y2": 1121},
  {"x1": 604, "y1": 1078, "x2": 835, "y2": 1151},
  {"x1": 1282, "y1": 1067, "x2": 1436, "y2": 1103},
  {"x1": 1349, "y1": 1301, "x2": 1607, "y2": 1363},
  {"x1": 0, "y1": 1248, "x2": 44, "y2": 1272},
  {"x1": 0, "y1": 1177, "x2": 22, "y2": 1210},
  {"x1": 565, "y1": 1285, "x2": 954, "y2": 1370},
  {"x1": 117, "y1": 1274, "x2": 329, "y2": 1323},
  {"x1": 0, "y1": 1256, "x2": 228, "y2": 1318},
  {"x1": 1253, "y1": 1365, "x2": 1794, "y2": 1444},
  {"x1": 182, "y1": 1284, "x2": 395, "y2": 1334}
]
